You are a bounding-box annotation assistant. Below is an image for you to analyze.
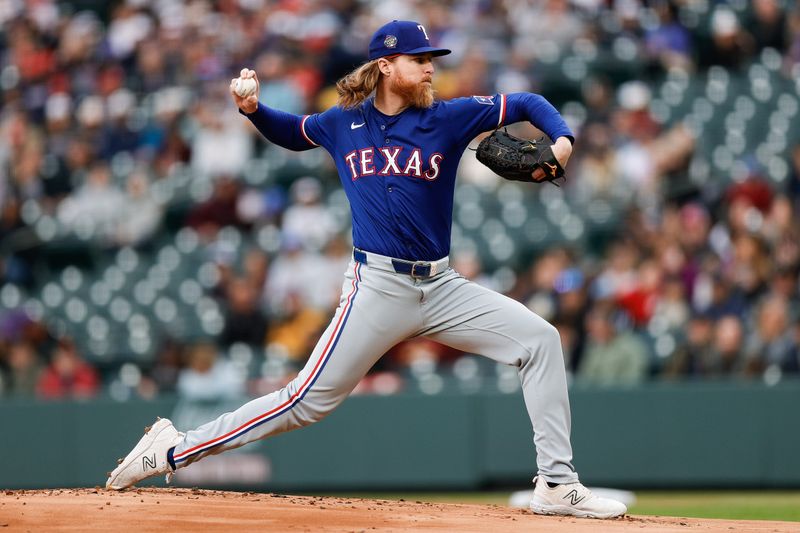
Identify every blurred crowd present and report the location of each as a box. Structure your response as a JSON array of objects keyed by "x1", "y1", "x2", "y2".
[{"x1": 2, "y1": 0, "x2": 800, "y2": 400}]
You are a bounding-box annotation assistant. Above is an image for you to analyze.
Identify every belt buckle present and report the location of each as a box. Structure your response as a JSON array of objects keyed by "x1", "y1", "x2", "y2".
[{"x1": 410, "y1": 262, "x2": 431, "y2": 279}]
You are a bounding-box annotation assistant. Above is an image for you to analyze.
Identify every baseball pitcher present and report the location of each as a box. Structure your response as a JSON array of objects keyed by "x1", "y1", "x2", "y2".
[{"x1": 107, "y1": 20, "x2": 626, "y2": 519}]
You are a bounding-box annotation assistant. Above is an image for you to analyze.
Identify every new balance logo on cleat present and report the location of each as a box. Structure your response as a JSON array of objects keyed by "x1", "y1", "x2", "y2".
[
  {"x1": 563, "y1": 489, "x2": 586, "y2": 505},
  {"x1": 142, "y1": 453, "x2": 157, "y2": 471}
]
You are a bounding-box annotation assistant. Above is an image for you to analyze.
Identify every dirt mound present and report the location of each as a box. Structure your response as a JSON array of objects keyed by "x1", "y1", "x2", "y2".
[{"x1": 0, "y1": 488, "x2": 795, "y2": 532}]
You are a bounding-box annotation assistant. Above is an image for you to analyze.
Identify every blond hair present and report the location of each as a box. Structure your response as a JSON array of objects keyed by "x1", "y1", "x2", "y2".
[{"x1": 336, "y1": 60, "x2": 383, "y2": 109}]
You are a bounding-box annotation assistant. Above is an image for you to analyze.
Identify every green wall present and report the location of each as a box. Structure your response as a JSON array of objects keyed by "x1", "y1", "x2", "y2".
[{"x1": 2, "y1": 382, "x2": 799, "y2": 490}]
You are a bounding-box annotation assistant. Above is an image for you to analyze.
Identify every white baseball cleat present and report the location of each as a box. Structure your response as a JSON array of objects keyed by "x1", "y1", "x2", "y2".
[
  {"x1": 105, "y1": 417, "x2": 184, "y2": 490},
  {"x1": 529, "y1": 476, "x2": 627, "y2": 519}
]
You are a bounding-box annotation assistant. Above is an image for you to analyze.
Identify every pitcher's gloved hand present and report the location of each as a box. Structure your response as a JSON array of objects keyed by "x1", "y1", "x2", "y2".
[{"x1": 476, "y1": 130, "x2": 565, "y2": 184}]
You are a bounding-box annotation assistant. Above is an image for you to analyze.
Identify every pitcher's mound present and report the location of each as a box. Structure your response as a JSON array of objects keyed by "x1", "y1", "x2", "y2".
[{"x1": 1, "y1": 488, "x2": 796, "y2": 532}]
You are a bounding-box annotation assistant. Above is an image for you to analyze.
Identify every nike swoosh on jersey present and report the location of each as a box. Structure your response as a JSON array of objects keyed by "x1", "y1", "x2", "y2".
[{"x1": 351, "y1": 122, "x2": 365, "y2": 129}]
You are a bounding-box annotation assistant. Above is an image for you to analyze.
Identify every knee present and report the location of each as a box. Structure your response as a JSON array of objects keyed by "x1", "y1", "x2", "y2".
[
  {"x1": 540, "y1": 322, "x2": 562, "y2": 349},
  {"x1": 292, "y1": 392, "x2": 342, "y2": 426},
  {"x1": 292, "y1": 403, "x2": 330, "y2": 426},
  {"x1": 522, "y1": 320, "x2": 562, "y2": 362}
]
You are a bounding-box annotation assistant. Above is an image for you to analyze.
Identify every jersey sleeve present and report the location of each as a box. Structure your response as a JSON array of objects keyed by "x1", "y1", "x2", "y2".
[
  {"x1": 442, "y1": 92, "x2": 574, "y2": 146},
  {"x1": 242, "y1": 104, "x2": 341, "y2": 152},
  {"x1": 441, "y1": 94, "x2": 508, "y2": 145},
  {"x1": 503, "y1": 92, "x2": 574, "y2": 143},
  {"x1": 300, "y1": 107, "x2": 340, "y2": 152}
]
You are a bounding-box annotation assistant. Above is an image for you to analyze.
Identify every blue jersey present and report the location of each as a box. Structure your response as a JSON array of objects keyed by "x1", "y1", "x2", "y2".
[{"x1": 245, "y1": 93, "x2": 573, "y2": 261}]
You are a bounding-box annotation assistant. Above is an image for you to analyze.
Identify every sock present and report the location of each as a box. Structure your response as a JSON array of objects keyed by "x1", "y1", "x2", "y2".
[{"x1": 167, "y1": 446, "x2": 177, "y2": 471}]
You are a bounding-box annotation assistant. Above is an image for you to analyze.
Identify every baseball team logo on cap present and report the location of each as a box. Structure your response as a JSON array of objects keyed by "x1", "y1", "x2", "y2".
[{"x1": 368, "y1": 20, "x2": 451, "y2": 61}]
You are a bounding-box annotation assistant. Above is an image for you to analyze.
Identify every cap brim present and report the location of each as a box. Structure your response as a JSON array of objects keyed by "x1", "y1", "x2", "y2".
[{"x1": 405, "y1": 46, "x2": 451, "y2": 57}]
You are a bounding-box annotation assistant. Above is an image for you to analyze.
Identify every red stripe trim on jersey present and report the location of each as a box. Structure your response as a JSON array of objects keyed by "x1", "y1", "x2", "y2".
[
  {"x1": 497, "y1": 94, "x2": 507, "y2": 127},
  {"x1": 173, "y1": 263, "x2": 361, "y2": 461},
  {"x1": 300, "y1": 115, "x2": 318, "y2": 147}
]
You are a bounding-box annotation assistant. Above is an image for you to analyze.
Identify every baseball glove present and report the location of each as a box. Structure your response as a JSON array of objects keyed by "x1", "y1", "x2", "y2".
[{"x1": 475, "y1": 129, "x2": 565, "y2": 184}]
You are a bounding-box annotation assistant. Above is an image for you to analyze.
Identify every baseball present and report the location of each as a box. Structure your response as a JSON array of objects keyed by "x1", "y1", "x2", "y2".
[{"x1": 234, "y1": 77, "x2": 257, "y2": 98}]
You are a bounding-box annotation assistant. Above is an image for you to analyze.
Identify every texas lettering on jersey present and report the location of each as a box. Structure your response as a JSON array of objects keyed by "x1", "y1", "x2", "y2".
[{"x1": 343, "y1": 146, "x2": 444, "y2": 181}]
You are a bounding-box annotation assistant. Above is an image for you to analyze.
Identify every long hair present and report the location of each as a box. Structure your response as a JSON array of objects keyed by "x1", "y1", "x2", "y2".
[{"x1": 336, "y1": 60, "x2": 383, "y2": 109}]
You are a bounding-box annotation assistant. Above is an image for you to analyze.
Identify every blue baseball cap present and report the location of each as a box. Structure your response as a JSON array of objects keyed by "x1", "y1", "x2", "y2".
[{"x1": 368, "y1": 20, "x2": 451, "y2": 61}]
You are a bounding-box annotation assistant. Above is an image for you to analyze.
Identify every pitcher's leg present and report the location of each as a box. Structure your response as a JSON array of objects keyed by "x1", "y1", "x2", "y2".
[
  {"x1": 423, "y1": 274, "x2": 578, "y2": 484},
  {"x1": 173, "y1": 262, "x2": 417, "y2": 468}
]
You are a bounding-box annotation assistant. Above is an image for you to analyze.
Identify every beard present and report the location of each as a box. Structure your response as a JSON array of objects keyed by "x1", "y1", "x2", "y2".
[{"x1": 390, "y1": 73, "x2": 435, "y2": 108}]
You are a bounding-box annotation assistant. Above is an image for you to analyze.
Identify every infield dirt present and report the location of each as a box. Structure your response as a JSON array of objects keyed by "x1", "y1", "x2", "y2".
[{"x1": 0, "y1": 488, "x2": 796, "y2": 532}]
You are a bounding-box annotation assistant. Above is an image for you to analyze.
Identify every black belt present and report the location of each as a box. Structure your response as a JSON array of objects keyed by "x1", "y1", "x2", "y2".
[{"x1": 353, "y1": 249, "x2": 449, "y2": 279}]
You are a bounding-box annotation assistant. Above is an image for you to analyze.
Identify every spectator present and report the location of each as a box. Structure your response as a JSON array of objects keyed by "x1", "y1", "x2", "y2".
[
  {"x1": 100, "y1": 88, "x2": 140, "y2": 159},
  {"x1": 520, "y1": 249, "x2": 570, "y2": 323},
  {"x1": 511, "y1": 0, "x2": 586, "y2": 55},
  {"x1": 57, "y1": 161, "x2": 126, "y2": 242},
  {"x1": 254, "y1": 52, "x2": 305, "y2": 115},
  {"x1": 242, "y1": 247, "x2": 270, "y2": 292},
  {"x1": 644, "y1": 1, "x2": 693, "y2": 73},
  {"x1": 650, "y1": 274, "x2": 690, "y2": 333},
  {"x1": 41, "y1": 93, "x2": 76, "y2": 200},
  {"x1": 591, "y1": 239, "x2": 640, "y2": 301},
  {"x1": 743, "y1": 293, "x2": 795, "y2": 377},
  {"x1": 552, "y1": 267, "x2": 589, "y2": 372},
  {"x1": 747, "y1": 0, "x2": 789, "y2": 53},
  {"x1": 106, "y1": 3, "x2": 153, "y2": 61},
  {"x1": 0, "y1": 309, "x2": 56, "y2": 357},
  {"x1": 190, "y1": 98, "x2": 252, "y2": 178},
  {"x1": 706, "y1": 314, "x2": 746, "y2": 377},
  {"x1": 612, "y1": 81, "x2": 664, "y2": 212},
  {"x1": 451, "y1": 249, "x2": 497, "y2": 290},
  {"x1": 266, "y1": 291, "x2": 328, "y2": 363},
  {"x1": 57, "y1": 136, "x2": 94, "y2": 198},
  {"x1": 265, "y1": 234, "x2": 338, "y2": 314},
  {"x1": 569, "y1": 122, "x2": 619, "y2": 203},
  {"x1": 4, "y1": 341, "x2": 43, "y2": 397},
  {"x1": 694, "y1": 270, "x2": 747, "y2": 320},
  {"x1": 769, "y1": 266, "x2": 800, "y2": 316},
  {"x1": 663, "y1": 313, "x2": 716, "y2": 378},
  {"x1": 131, "y1": 39, "x2": 169, "y2": 94},
  {"x1": 617, "y1": 259, "x2": 662, "y2": 327},
  {"x1": 186, "y1": 174, "x2": 248, "y2": 240},
  {"x1": 762, "y1": 195, "x2": 797, "y2": 256},
  {"x1": 36, "y1": 340, "x2": 99, "y2": 400},
  {"x1": 580, "y1": 76, "x2": 615, "y2": 128},
  {"x1": 699, "y1": 7, "x2": 755, "y2": 70},
  {"x1": 281, "y1": 176, "x2": 338, "y2": 251},
  {"x1": 176, "y1": 342, "x2": 245, "y2": 401},
  {"x1": 114, "y1": 170, "x2": 162, "y2": 247},
  {"x1": 0, "y1": 195, "x2": 34, "y2": 287},
  {"x1": 787, "y1": 6, "x2": 800, "y2": 69},
  {"x1": 143, "y1": 339, "x2": 184, "y2": 396},
  {"x1": 577, "y1": 304, "x2": 649, "y2": 386},
  {"x1": 729, "y1": 233, "x2": 771, "y2": 302},
  {"x1": 11, "y1": 128, "x2": 45, "y2": 203},
  {"x1": 316, "y1": 233, "x2": 355, "y2": 309},
  {"x1": 219, "y1": 277, "x2": 268, "y2": 348}
]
